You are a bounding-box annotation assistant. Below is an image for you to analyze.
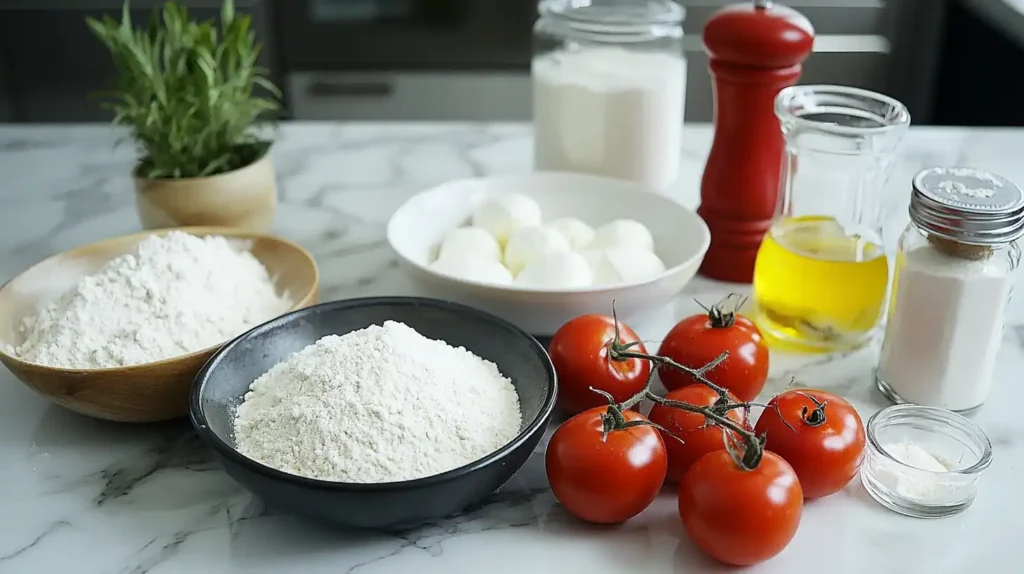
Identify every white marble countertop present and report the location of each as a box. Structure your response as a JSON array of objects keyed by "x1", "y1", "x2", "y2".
[{"x1": 2, "y1": 123, "x2": 1024, "y2": 574}]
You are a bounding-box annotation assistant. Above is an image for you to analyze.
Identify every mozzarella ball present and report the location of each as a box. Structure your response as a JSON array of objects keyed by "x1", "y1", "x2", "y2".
[
  {"x1": 471, "y1": 193, "x2": 542, "y2": 244},
  {"x1": 503, "y1": 226, "x2": 571, "y2": 275},
  {"x1": 428, "y1": 254, "x2": 513, "y2": 286},
  {"x1": 584, "y1": 248, "x2": 667, "y2": 285},
  {"x1": 437, "y1": 226, "x2": 502, "y2": 263},
  {"x1": 579, "y1": 249, "x2": 605, "y2": 274},
  {"x1": 588, "y1": 219, "x2": 655, "y2": 252},
  {"x1": 546, "y1": 217, "x2": 595, "y2": 250},
  {"x1": 514, "y1": 251, "x2": 593, "y2": 289}
]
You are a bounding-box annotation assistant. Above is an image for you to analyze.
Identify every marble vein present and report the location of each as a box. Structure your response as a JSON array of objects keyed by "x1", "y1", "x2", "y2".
[{"x1": 0, "y1": 521, "x2": 71, "y2": 562}]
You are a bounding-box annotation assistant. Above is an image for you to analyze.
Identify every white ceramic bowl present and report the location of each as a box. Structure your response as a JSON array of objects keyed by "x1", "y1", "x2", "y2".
[{"x1": 386, "y1": 172, "x2": 710, "y2": 335}]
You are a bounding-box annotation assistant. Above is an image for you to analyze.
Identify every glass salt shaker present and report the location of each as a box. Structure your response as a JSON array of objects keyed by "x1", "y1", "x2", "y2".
[
  {"x1": 751, "y1": 85, "x2": 910, "y2": 353},
  {"x1": 532, "y1": 0, "x2": 686, "y2": 193},
  {"x1": 876, "y1": 167, "x2": 1024, "y2": 413}
]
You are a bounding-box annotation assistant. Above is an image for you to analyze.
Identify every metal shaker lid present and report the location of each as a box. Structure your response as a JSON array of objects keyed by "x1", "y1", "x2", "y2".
[{"x1": 910, "y1": 166, "x2": 1024, "y2": 245}]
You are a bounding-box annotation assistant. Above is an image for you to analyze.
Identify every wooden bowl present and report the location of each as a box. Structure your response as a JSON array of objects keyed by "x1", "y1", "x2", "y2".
[{"x1": 0, "y1": 227, "x2": 319, "y2": 423}]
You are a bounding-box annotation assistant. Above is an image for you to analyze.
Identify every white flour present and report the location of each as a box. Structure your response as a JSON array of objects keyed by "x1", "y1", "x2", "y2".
[
  {"x1": 533, "y1": 47, "x2": 686, "y2": 192},
  {"x1": 233, "y1": 321, "x2": 523, "y2": 483},
  {"x1": 13, "y1": 231, "x2": 292, "y2": 368},
  {"x1": 877, "y1": 244, "x2": 1012, "y2": 411},
  {"x1": 881, "y1": 441, "x2": 954, "y2": 501},
  {"x1": 885, "y1": 442, "x2": 950, "y2": 473}
]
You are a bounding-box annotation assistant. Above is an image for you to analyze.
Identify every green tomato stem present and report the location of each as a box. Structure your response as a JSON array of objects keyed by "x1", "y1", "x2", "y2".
[{"x1": 601, "y1": 300, "x2": 766, "y2": 471}]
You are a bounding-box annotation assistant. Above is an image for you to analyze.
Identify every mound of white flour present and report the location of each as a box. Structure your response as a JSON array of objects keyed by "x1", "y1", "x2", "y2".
[
  {"x1": 233, "y1": 320, "x2": 523, "y2": 483},
  {"x1": 13, "y1": 231, "x2": 292, "y2": 369}
]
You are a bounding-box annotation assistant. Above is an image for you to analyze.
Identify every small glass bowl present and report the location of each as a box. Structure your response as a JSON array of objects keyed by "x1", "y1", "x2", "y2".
[{"x1": 860, "y1": 404, "x2": 992, "y2": 519}]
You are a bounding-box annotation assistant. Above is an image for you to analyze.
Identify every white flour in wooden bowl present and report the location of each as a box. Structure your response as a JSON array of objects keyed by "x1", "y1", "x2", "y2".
[
  {"x1": 233, "y1": 320, "x2": 523, "y2": 483},
  {"x1": 10, "y1": 231, "x2": 292, "y2": 369}
]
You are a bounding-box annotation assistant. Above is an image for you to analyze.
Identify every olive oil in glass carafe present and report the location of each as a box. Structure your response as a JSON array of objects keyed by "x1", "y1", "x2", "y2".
[{"x1": 752, "y1": 85, "x2": 910, "y2": 352}]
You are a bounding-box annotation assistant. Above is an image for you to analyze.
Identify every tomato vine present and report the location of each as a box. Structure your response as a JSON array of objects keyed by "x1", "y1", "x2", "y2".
[{"x1": 601, "y1": 304, "x2": 769, "y2": 471}]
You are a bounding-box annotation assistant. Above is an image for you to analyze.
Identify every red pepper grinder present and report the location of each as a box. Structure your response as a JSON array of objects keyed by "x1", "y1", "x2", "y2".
[{"x1": 697, "y1": 0, "x2": 814, "y2": 283}]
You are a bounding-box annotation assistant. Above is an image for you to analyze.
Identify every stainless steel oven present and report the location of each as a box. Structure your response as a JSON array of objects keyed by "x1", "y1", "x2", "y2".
[
  {"x1": 277, "y1": 0, "x2": 533, "y2": 70},
  {"x1": 278, "y1": 0, "x2": 534, "y2": 121}
]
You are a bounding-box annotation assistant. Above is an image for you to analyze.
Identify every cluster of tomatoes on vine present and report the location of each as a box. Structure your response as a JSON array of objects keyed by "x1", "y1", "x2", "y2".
[{"x1": 543, "y1": 296, "x2": 867, "y2": 567}]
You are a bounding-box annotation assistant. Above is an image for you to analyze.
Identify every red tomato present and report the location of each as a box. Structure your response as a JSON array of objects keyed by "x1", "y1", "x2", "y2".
[
  {"x1": 657, "y1": 305, "x2": 768, "y2": 402},
  {"x1": 546, "y1": 407, "x2": 667, "y2": 524},
  {"x1": 678, "y1": 450, "x2": 803, "y2": 567},
  {"x1": 754, "y1": 389, "x2": 866, "y2": 499},
  {"x1": 548, "y1": 314, "x2": 651, "y2": 415},
  {"x1": 647, "y1": 385, "x2": 747, "y2": 483}
]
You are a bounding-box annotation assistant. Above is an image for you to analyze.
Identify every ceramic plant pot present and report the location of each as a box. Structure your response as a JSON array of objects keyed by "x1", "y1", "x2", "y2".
[{"x1": 133, "y1": 152, "x2": 277, "y2": 232}]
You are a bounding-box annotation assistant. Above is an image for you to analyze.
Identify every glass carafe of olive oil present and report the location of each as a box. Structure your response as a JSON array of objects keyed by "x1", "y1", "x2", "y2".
[{"x1": 752, "y1": 85, "x2": 910, "y2": 352}]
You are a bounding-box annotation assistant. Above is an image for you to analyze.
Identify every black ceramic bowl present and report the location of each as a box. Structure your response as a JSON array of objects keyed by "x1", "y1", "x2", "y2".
[{"x1": 189, "y1": 296, "x2": 557, "y2": 530}]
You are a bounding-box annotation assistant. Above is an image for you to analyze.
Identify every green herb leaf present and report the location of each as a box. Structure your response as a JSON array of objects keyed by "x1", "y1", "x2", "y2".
[{"x1": 88, "y1": 0, "x2": 280, "y2": 180}]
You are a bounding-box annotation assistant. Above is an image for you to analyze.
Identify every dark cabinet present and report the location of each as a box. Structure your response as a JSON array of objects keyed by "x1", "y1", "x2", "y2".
[
  {"x1": 288, "y1": 1, "x2": 895, "y2": 122},
  {"x1": 933, "y1": 0, "x2": 1024, "y2": 126},
  {"x1": 0, "y1": 0, "x2": 276, "y2": 123}
]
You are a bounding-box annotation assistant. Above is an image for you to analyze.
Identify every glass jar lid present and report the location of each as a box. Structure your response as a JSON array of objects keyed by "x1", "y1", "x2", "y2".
[
  {"x1": 910, "y1": 167, "x2": 1024, "y2": 246},
  {"x1": 537, "y1": 0, "x2": 684, "y2": 41}
]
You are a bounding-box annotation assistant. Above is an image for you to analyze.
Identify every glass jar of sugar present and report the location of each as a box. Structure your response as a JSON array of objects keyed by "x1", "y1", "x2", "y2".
[
  {"x1": 876, "y1": 167, "x2": 1024, "y2": 412},
  {"x1": 532, "y1": 0, "x2": 686, "y2": 193}
]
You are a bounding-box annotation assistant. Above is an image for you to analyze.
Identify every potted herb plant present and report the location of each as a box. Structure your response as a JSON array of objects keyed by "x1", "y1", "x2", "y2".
[{"x1": 88, "y1": 0, "x2": 281, "y2": 231}]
